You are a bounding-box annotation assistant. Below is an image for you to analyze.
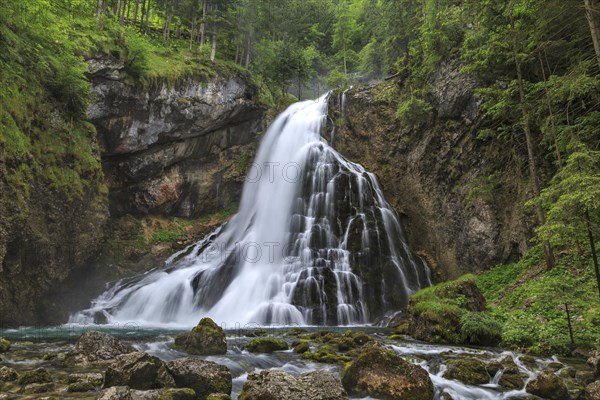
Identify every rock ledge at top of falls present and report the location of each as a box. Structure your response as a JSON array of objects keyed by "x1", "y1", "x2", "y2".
[
  {"x1": 173, "y1": 317, "x2": 227, "y2": 355},
  {"x1": 341, "y1": 342, "x2": 434, "y2": 400},
  {"x1": 239, "y1": 370, "x2": 348, "y2": 400},
  {"x1": 87, "y1": 54, "x2": 266, "y2": 218}
]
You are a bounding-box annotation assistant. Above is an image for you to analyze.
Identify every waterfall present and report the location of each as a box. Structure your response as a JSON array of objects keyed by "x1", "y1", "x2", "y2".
[{"x1": 71, "y1": 94, "x2": 431, "y2": 327}]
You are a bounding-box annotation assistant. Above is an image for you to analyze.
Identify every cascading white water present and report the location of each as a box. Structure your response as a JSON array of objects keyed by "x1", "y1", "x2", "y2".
[{"x1": 71, "y1": 94, "x2": 431, "y2": 327}]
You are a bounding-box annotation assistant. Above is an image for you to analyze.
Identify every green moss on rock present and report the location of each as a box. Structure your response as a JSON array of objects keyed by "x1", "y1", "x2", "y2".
[
  {"x1": 174, "y1": 317, "x2": 227, "y2": 355},
  {"x1": 444, "y1": 359, "x2": 490, "y2": 385},
  {"x1": 341, "y1": 342, "x2": 433, "y2": 400},
  {"x1": 246, "y1": 338, "x2": 288, "y2": 353}
]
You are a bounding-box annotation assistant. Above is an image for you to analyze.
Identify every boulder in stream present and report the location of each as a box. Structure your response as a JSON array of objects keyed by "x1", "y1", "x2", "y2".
[
  {"x1": 525, "y1": 371, "x2": 569, "y2": 400},
  {"x1": 0, "y1": 366, "x2": 18, "y2": 381},
  {"x1": 173, "y1": 318, "x2": 227, "y2": 355},
  {"x1": 245, "y1": 338, "x2": 289, "y2": 353},
  {"x1": 166, "y1": 357, "x2": 231, "y2": 400},
  {"x1": 17, "y1": 368, "x2": 53, "y2": 385},
  {"x1": 444, "y1": 358, "x2": 490, "y2": 385},
  {"x1": 65, "y1": 330, "x2": 136, "y2": 365},
  {"x1": 0, "y1": 337, "x2": 11, "y2": 352},
  {"x1": 586, "y1": 380, "x2": 600, "y2": 400},
  {"x1": 104, "y1": 351, "x2": 175, "y2": 390},
  {"x1": 341, "y1": 342, "x2": 433, "y2": 400},
  {"x1": 239, "y1": 370, "x2": 347, "y2": 400}
]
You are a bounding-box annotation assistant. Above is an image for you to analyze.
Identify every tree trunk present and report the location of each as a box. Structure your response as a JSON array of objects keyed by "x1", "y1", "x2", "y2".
[
  {"x1": 516, "y1": 61, "x2": 555, "y2": 269},
  {"x1": 200, "y1": 0, "x2": 207, "y2": 46},
  {"x1": 96, "y1": 0, "x2": 103, "y2": 21},
  {"x1": 125, "y1": 0, "x2": 132, "y2": 24},
  {"x1": 140, "y1": 0, "x2": 146, "y2": 31},
  {"x1": 210, "y1": 33, "x2": 217, "y2": 61},
  {"x1": 132, "y1": 0, "x2": 140, "y2": 25},
  {"x1": 163, "y1": 0, "x2": 171, "y2": 39},
  {"x1": 245, "y1": 33, "x2": 251, "y2": 68},
  {"x1": 584, "y1": 0, "x2": 600, "y2": 71},
  {"x1": 189, "y1": 15, "x2": 196, "y2": 50},
  {"x1": 115, "y1": 0, "x2": 121, "y2": 19},
  {"x1": 585, "y1": 208, "x2": 600, "y2": 297},
  {"x1": 144, "y1": 1, "x2": 150, "y2": 32}
]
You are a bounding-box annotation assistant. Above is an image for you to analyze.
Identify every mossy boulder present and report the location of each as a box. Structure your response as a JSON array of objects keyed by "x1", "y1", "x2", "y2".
[
  {"x1": 128, "y1": 388, "x2": 197, "y2": 400},
  {"x1": 586, "y1": 380, "x2": 600, "y2": 400},
  {"x1": 525, "y1": 372, "x2": 569, "y2": 400},
  {"x1": 499, "y1": 369, "x2": 526, "y2": 390},
  {"x1": 303, "y1": 346, "x2": 351, "y2": 364},
  {"x1": 245, "y1": 338, "x2": 288, "y2": 353},
  {"x1": 0, "y1": 366, "x2": 18, "y2": 381},
  {"x1": 239, "y1": 370, "x2": 347, "y2": 400},
  {"x1": 104, "y1": 352, "x2": 174, "y2": 390},
  {"x1": 407, "y1": 276, "x2": 493, "y2": 345},
  {"x1": 65, "y1": 331, "x2": 136, "y2": 366},
  {"x1": 67, "y1": 380, "x2": 96, "y2": 392},
  {"x1": 21, "y1": 382, "x2": 55, "y2": 393},
  {"x1": 165, "y1": 357, "x2": 231, "y2": 400},
  {"x1": 341, "y1": 342, "x2": 433, "y2": 400},
  {"x1": 206, "y1": 394, "x2": 231, "y2": 400},
  {"x1": 444, "y1": 359, "x2": 490, "y2": 385},
  {"x1": 174, "y1": 318, "x2": 227, "y2": 356},
  {"x1": 0, "y1": 338, "x2": 11, "y2": 352},
  {"x1": 293, "y1": 341, "x2": 310, "y2": 353},
  {"x1": 18, "y1": 368, "x2": 53, "y2": 385},
  {"x1": 98, "y1": 386, "x2": 132, "y2": 399}
]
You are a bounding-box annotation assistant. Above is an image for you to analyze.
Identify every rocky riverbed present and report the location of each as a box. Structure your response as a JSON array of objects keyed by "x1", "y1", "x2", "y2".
[{"x1": 0, "y1": 322, "x2": 599, "y2": 400}]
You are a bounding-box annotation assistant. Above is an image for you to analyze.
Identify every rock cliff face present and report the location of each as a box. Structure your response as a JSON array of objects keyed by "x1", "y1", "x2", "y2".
[
  {"x1": 329, "y1": 61, "x2": 531, "y2": 279},
  {"x1": 0, "y1": 57, "x2": 265, "y2": 325},
  {"x1": 88, "y1": 56, "x2": 265, "y2": 218}
]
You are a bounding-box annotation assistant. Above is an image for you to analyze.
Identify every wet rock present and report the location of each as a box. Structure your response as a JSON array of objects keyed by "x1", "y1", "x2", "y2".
[
  {"x1": 547, "y1": 361, "x2": 564, "y2": 372},
  {"x1": 589, "y1": 351, "x2": 600, "y2": 378},
  {"x1": 174, "y1": 318, "x2": 227, "y2": 356},
  {"x1": 65, "y1": 331, "x2": 136, "y2": 365},
  {"x1": 239, "y1": 370, "x2": 347, "y2": 400},
  {"x1": 0, "y1": 366, "x2": 18, "y2": 381},
  {"x1": 63, "y1": 372, "x2": 104, "y2": 386},
  {"x1": 485, "y1": 360, "x2": 503, "y2": 376},
  {"x1": 206, "y1": 394, "x2": 231, "y2": 400},
  {"x1": 341, "y1": 342, "x2": 433, "y2": 400},
  {"x1": 21, "y1": 382, "x2": 54, "y2": 393},
  {"x1": 576, "y1": 369, "x2": 596, "y2": 384},
  {"x1": 559, "y1": 367, "x2": 576, "y2": 378},
  {"x1": 525, "y1": 372, "x2": 569, "y2": 400},
  {"x1": 166, "y1": 357, "x2": 231, "y2": 400},
  {"x1": 245, "y1": 338, "x2": 288, "y2": 353},
  {"x1": 564, "y1": 377, "x2": 586, "y2": 400},
  {"x1": 67, "y1": 380, "x2": 96, "y2": 392},
  {"x1": 586, "y1": 380, "x2": 600, "y2": 400},
  {"x1": 293, "y1": 341, "x2": 310, "y2": 353},
  {"x1": 104, "y1": 352, "x2": 174, "y2": 390},
  {"x1": 99, "y1": 386, "x2": 132, "y2": 400},
  {"x1": 0, "y1": 338, "x2": 10, "y2": 352},
  {"x1": 18, "y1": 368, "x2": 53, "y2": 385},
  {"x1": 499, "y1": 370, "x2": 525, "y2": 390},
  {"x1": 444, "y1": 359, "x2": 490, "y2": 385},
  {"x1": 303, "y1": 346, "x2": 352, "y2": 364},
  {"x1": 130, "y1": 388, "x2": 197, "y2": 400}
]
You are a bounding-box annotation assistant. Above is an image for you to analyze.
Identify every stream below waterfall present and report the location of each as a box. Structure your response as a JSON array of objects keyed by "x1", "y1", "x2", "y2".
[{"x1": 0, "y1": 326, "x2": 591, "y2": 399}]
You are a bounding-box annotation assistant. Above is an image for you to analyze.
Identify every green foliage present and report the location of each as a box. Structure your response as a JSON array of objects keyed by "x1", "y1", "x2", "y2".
[
  {"x1": 395, "y1": 97, "x2": 432, "y2": 128},
  {"x1": 460, "y1": 312, "x2": 502, "y2": 345},
  {"x1": 476, "y1": 248, "x2": 600, "y2": 355}
]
